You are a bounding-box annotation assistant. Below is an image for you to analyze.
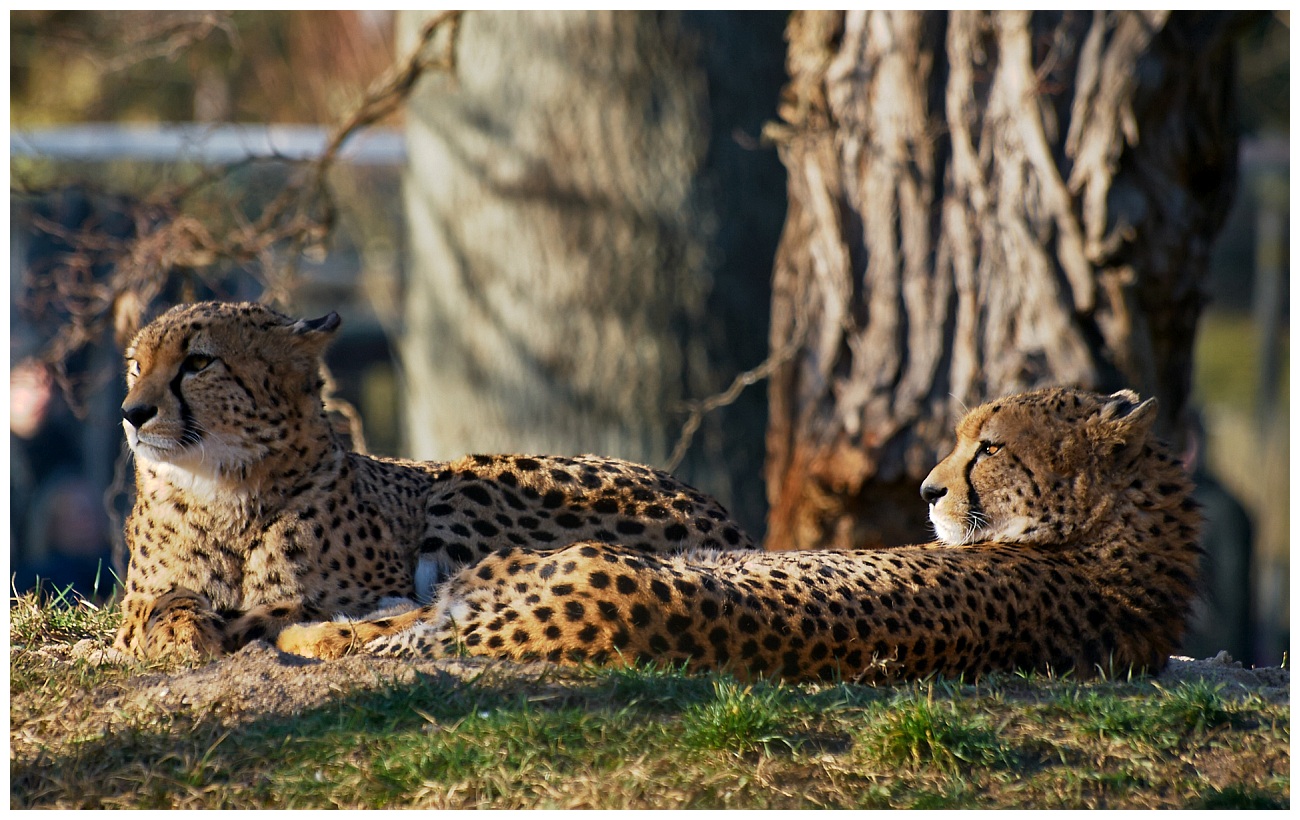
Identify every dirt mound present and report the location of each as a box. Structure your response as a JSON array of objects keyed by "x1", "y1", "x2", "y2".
[
  {"x1": 65, "y1": 640, "x2": 1289, "y2": 725},
  {"x1": 1159, "y1": 651, "x2": 1290, "y2": 700},
  {"x1": 69, "y1": 639, "x2": 572, "y2": 723}
]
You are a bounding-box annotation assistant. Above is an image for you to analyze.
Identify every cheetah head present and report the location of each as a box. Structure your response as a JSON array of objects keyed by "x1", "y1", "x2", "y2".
[
  {"x1": 920, "y1": 388, "x2": 1159, "y2": 546},
  {"x1": 121, "y1": 301, "x2": 339, "y2": 486}
]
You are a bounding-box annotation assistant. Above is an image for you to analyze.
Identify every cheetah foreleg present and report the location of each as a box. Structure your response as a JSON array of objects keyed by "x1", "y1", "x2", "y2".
[{"x1": 221, "y1": 601, "x2": 316, "y2": 652}]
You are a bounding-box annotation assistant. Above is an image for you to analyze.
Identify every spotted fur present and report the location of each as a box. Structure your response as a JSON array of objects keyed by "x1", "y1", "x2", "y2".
[
  {"x1": 112, "y1": 301, "x2": 755, "y2": 660},
  {"x1": 278, "y1": 388, "x2": 1201, "y2": 683}
]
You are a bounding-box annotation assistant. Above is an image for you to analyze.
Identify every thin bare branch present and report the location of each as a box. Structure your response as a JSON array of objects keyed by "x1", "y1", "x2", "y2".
[
  {"x1": 18, "y1": 10, "x2": 465, "y2": 415},
  {"x1": 97, "y1": 13, "x2": 240, "y2": 74},
  {"x1": 664, "y1": 314, "x2": 809, "y2": 474}
]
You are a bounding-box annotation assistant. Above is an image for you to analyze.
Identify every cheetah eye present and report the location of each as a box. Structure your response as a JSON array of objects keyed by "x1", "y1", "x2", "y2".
[
  {"x1": 978, "y1": 442, "x2": 1002, "y2": 458},
  {"x1": 180, "y1": 354, "x2": 215, "y2": 374},
  {"x1": 126, "y1": 359, "x2": 141, "y2": 379}
]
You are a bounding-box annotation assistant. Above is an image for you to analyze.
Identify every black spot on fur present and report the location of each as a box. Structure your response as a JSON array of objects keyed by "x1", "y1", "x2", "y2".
[{"x1": 649, "y1": 580, "x2": 672, "y2": 603}]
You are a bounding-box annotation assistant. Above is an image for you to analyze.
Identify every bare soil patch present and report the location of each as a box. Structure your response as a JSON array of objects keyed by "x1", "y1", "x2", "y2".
[{"x1": 44, "y1": 640, "x2": 1289, "y2": 731}]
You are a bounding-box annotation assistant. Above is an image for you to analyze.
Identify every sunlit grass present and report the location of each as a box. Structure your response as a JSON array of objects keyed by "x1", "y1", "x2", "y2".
[
  {"x1": 864, "y1": 689, "x2": 1020, "y2": 772},
  {"x1": 10, "y1": 597, "x2": 1291, "y2": 809},
  {"x1": 679, "y1": 679, "x2": 797, "y2": 755}
]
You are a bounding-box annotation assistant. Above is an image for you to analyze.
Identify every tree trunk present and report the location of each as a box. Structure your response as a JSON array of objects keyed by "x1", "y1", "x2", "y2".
[
  {"x1": 766, "y1": 11, "x2": 1244, "y2": 551},
  {"x1": 395, "y1": 11, "x2": 786, "y2": 536}
]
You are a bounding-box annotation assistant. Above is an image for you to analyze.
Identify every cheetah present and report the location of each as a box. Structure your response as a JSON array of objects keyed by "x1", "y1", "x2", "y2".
[
  {"x1": 113, "y1": 301, "x2": 756, "y2": 660},
  {"x1": 278, "y1": 388, "x2": 1202, "y2": 683}
]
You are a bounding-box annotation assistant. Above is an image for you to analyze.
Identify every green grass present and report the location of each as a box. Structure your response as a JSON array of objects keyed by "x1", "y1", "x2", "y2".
[
  {"x1": 10, "y1": 592, "x2": 1291, "y2": 809},
  {"x1": 679, "y1": 679, "x2": 798, "y2": 755},
  {"x1": 10, "y1": 580, "x2": 119, "y2": 648},
  {"x1": 1061, "y1": 681, "x2": 1235, "y2": 748},
  {"x1": 865, "y1": 689, "x2": 1021, "y2": 772}
]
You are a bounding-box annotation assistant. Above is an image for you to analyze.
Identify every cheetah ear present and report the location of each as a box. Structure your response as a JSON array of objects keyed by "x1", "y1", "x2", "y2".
[
  {"x1": 1097, "y1": 389, "x2": 1143, "y2": 421},
  {"x1": 1094, "y1": 391, "x2": 1158, "y2": 456},
  {"x1": 289, "y1": 312, "x2": 341, "y2": 341}
]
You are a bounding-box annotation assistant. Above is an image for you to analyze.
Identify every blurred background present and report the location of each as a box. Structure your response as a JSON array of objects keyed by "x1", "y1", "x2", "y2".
[{"x1": 8, "y1": 11, "x2": 1289, "y2": 666}]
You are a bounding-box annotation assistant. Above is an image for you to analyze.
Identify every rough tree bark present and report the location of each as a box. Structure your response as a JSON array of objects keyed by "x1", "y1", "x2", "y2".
[
  {"x1": 765, "y1": 11, "x2": 1245, "y2": 551},
  {"x1": 395, "y1": 11, "x2": 786, "y2": 534}
]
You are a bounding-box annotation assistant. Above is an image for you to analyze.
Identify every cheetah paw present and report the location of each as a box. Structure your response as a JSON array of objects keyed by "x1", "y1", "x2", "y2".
[{"x1": 276, "y1": 622, "x2": 361, "y2": 660}]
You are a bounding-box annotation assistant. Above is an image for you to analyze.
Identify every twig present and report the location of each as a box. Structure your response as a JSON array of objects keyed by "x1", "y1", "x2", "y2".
[
  {"x1": 20, "y1": 10, "x2": 466, "y2": 409},
  {"x1": 664, "y1": 314, "x2": 809, "y2": 473},
  {"x1": 97, "y1": 13, "x2": 239, "y2": 75}
]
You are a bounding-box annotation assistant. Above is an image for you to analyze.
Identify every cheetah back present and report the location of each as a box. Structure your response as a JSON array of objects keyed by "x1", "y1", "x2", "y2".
[{"x1": 410, "y1": 452, "x2": 757, "y2": 597}]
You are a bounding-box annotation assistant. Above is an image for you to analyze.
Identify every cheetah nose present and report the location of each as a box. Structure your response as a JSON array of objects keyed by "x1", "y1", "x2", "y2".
[
  {"x1": 920, "y1": 484, "x2": 947, "y2": 505},
  {"x1": 122, "y1": 403, "x2": 158, "y2": 429}
]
